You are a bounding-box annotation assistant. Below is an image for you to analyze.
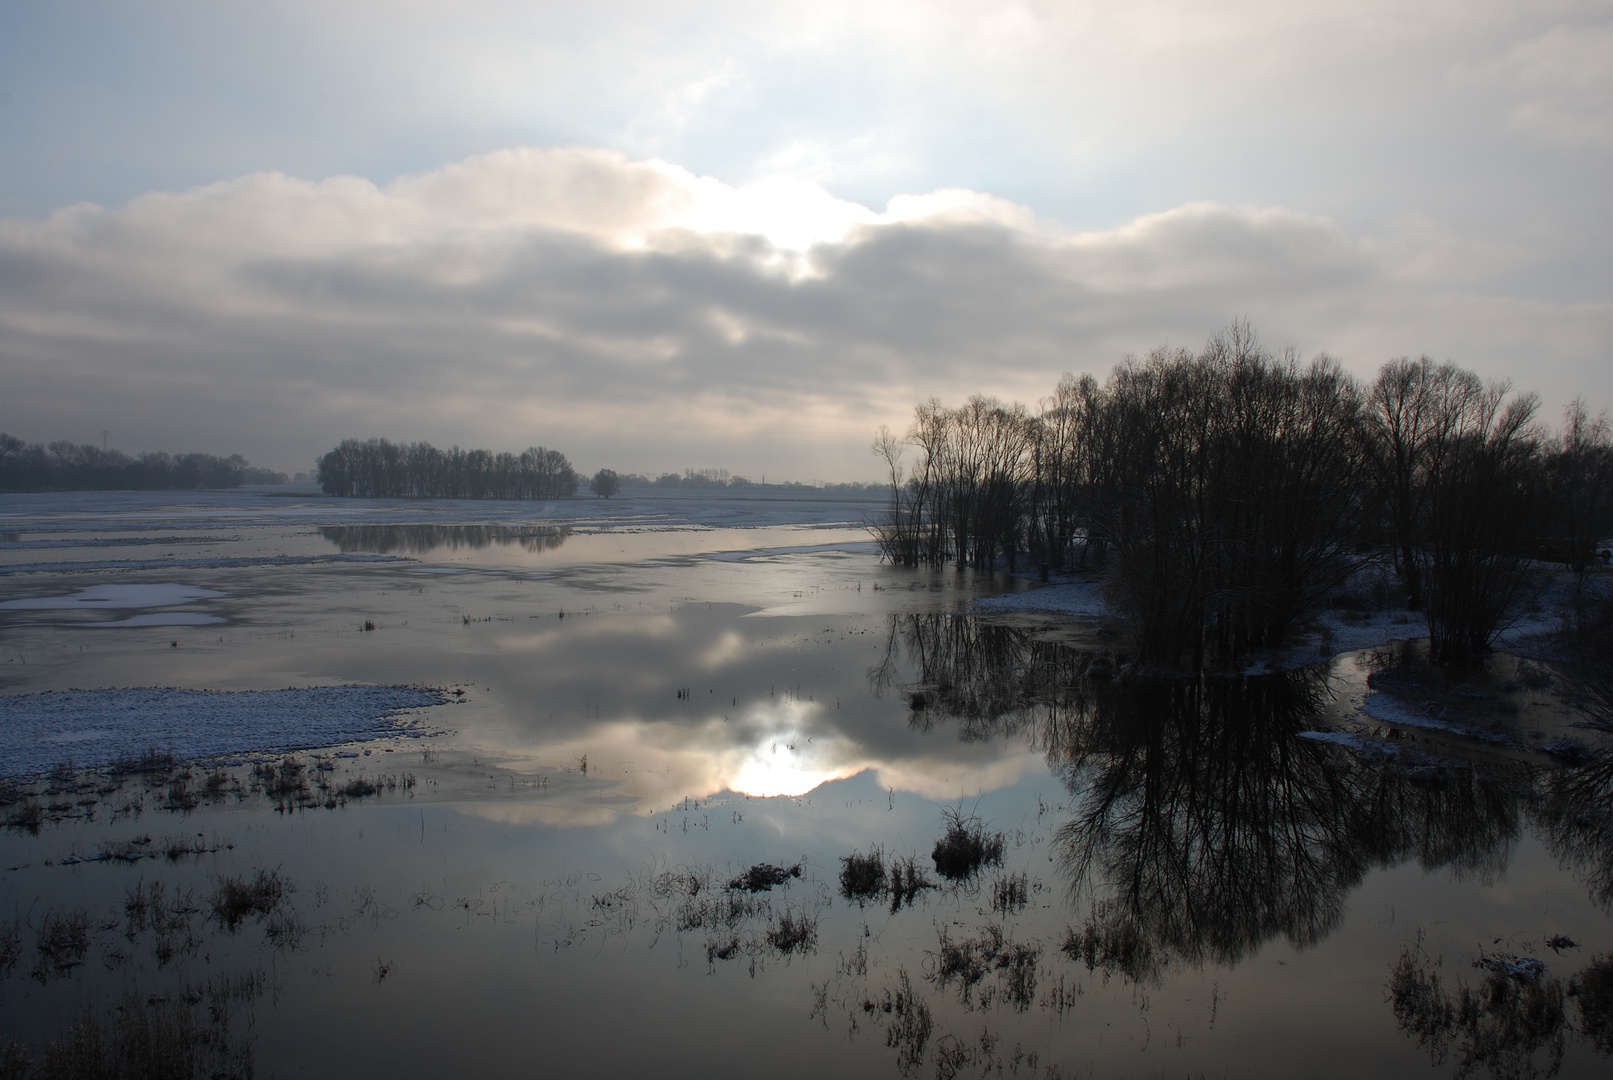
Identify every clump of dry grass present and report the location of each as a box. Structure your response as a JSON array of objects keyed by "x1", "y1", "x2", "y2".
[
  {"x1": 839, "y1": 847, "x2": 885, "y2": 903},
  {"x1": 4, "y1": 799, "x2": 43, "y2": 834},
  {"x1": 209, "y1": 869, "x2": 288, "y2": 931},
  {"x1": 21, "y1": 993, "x2": 255, "y2": 1080},
  {"x1": 0, "y1": 917, "x2": 22, "y2": 978},
  {"x1": 32, "y1": 908, "x2": 90, "y2": 982},
  {"x1": 766, "y1": 911, "x2": 818, "y2": 957},
  {"x1": 252, "y1": 757, "x2": 311, "y2": 809},
  {"x1": 125, "y1": 880, "x2": 204, "y2": 967},
  {"x1": 886, "y1": 855, "x2": 934, "y2": 913},
  {"x1": 930, "y1": 808, "x2": 1005, "y2": 882},
  {"x1": 990, "y1": 871, "x2": 1029, "y2": 915},
  {"x1": 727, "y1": 862, "x2": 801, "y2": 893},
  {"x1": 932, "y1": 923, "x2": 1041, "y2": 1012},
  {"x1": 1576, "y1": 954, "x2": 1613, "y2": 1057},
  {"x1": 1061, "y1": 899, "x2": 1163, "y2": 986}
]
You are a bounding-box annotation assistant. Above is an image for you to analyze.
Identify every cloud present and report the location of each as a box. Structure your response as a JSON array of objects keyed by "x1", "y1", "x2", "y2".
[
  {"x1": 1, "y1": 147, "x2": 1607, "y2": 477},
  {"x1": 1470, "y1": 21, "x2": 1613, "y2": 148}
]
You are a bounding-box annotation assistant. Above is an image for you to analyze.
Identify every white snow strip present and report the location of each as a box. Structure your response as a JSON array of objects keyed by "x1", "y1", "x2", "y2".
[
  {"x1": 0, "y1": 554, "x2": 404, "y2": 575},
  {"x1": 83, "y1": 613, "x2": 227, "y2": 627},
  {"x1": 0, "y1": 583, "x2": 225, "y2": 610},
  {"x1": 1359, "y1": 693, "x2": 1464, "y2": 732},
  {"x1": 0, "y1": 685, "x2": 448, "y2": 776},
  {"x1": 0, "y1": 536, "x2": 235, "y2": 550},
  {"x1": 1297, "y1": 730, "x2": 1399, "y2": 755},
  {"x1": 1358, "y1": 693, "x2": 1514, "y2": 744},
  {"x1": 972, "y1": 580, "x2": 1111, "y2": 617}
]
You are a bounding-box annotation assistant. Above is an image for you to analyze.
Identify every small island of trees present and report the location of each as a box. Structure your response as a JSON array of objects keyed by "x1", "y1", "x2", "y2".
[
  {"x1": 873, "y1": 322, "x2": 1613, "y2": 669},
  {"x1": 314, "y1": 439, "x2": 578, "y2": 499}
]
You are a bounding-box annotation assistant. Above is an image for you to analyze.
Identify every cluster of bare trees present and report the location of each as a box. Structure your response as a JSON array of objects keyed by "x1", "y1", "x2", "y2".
[
  {"x1": 315, "y1": 438, "x2": 577, "y2": 500},
  {"x1": 875, "y1": 323, "x2": 1613, "y2": 666},
  {"x1": 0, "y1": 434, "x2": 285, "y2": 491}
]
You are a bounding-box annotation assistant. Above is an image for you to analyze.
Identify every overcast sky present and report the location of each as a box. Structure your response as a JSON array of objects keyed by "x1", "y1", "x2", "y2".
[{"x1": 2, "y1": 1, "x2": 1609, "y2": 479}]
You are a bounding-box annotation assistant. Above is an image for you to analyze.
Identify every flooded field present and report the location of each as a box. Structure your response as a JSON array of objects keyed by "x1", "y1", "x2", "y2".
[{"x1": 1, "y1": 489, "x2": 1610, "y2": 1079}]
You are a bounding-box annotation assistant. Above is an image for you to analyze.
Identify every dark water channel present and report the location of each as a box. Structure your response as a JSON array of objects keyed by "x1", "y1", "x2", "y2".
[{"x1": 0, "y1": 495, "x2": 1609, "y2": 1078}]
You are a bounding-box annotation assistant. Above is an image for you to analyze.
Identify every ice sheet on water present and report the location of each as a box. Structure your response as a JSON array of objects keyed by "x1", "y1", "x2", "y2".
[
  {"x1": 0, "y1": 553, "x2": 403, "y2": 576},
  {"x1": 0, "y1": 583, "x2": 225, "y2": 609},
  {"x1": 82, "y1": 613, "x2": 227, "y2": 627},
  {"x1": 0, "y1": 685, "x2": 448, "y2": 776}
]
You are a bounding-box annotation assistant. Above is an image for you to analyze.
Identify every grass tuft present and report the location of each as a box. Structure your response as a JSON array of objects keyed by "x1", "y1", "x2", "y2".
[
  {"x1": 839, "y1": 847, "x2": 885, "y2": 903},
  {"x1": 726, "y1": 862, "x2": 802, "y2": 893},
  {"x1": 930, "y1": 807, "x2": 1005, "y2": 882},
  {"x1": 209, "y1": 869, "x2": 287, "y2": 931}
]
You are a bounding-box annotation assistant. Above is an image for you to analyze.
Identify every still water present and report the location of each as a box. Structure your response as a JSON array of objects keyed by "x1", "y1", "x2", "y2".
[{"x1": 0, "y1": 490, "x2": 1608, "y2": 1078}]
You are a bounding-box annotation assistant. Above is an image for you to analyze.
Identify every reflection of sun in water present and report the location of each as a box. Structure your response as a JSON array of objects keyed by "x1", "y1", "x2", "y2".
[{"x1": 724, "y1": 699, "x2": 864, "y2": 798}]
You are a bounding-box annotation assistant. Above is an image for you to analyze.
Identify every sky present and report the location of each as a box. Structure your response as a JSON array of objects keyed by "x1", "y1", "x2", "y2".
[{"x1": 1, "y1": 0, "x2": 1609, "y2": 480}]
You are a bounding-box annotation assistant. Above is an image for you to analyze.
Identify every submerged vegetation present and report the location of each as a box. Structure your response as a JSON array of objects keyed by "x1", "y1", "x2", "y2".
[
  {"x1": 874, "y1": 322, "x2": 1613, "y2": 667},
  {"x1": 0, "y1": 993, "x2": 256, "y2": 1080}
]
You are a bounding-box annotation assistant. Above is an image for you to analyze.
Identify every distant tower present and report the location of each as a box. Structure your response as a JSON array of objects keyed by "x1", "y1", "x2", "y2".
[{"x1": 102, "y1": 430, "x2": 108, "y2": 451}]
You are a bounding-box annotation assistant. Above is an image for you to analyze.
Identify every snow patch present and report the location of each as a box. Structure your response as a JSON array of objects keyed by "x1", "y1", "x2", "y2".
[
  {"x1": 1297, "y1": 729, "x2": 1399, "y2": 755},
  {"x1": 83, "y1": 613, "x2": 227, "y2": 627},
  {"x1": 0, "y1": 685, "x2": 448, "y2": 776},
  {"x1": 0, "y1": 554, "x2": 404, "y2": 575},
  {"x1": 0, "y1": 583, "x2": 225, "y2": 610},
  {"x1": 1358, "y1": 692, "x2": 1514, "y2": 744},
  {"x1": 972, "y1": 580, "x2": 1110, "y2": 617}
]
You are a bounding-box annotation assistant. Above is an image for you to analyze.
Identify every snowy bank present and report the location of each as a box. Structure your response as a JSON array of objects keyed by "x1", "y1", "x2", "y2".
[{"x1": 971, "y1": 579, "x2": 1111, "y2": 618}]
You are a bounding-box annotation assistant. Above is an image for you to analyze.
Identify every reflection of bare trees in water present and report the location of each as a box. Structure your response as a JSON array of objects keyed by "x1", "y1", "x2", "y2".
[
  {"x1": 318, "y1": 524, "x2": 570, "y2": 555},
  {"x1": 1052, "y1": 670, "x2": 1367, "y2": 967},
  {"x1": 1533, "y1": 752, "x2": 1613, "y2": 912},
  {"x1": 849, "y1": 613, "x2": 1613, "y2": 1071},
  {"x1": 1389, "y1": 939, "x2": 1613, "y2": 1079},
  {"x1": 872, "y1": 614, "x2": 1090, "y2": 742},
  {"x1": 876, "y1": 614, "x2": 1572, "y2": 972}
]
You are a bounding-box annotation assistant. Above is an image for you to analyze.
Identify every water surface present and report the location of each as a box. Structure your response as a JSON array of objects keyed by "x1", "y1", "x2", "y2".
[{"x1": 0, "y1": 490, "x2": 1609, "y2": 1078}]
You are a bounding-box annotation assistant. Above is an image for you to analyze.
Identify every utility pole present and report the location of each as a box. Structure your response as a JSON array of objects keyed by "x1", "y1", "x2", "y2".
[{"x1": 102, "y1": 430, "x2": 108, "y2": 451}]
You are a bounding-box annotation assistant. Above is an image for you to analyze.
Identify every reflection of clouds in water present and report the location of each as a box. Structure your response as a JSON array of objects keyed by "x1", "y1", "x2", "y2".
[
  {"x1": 698, "y1": 631, "x2": 747, "y2": 670},
  {"x1": 487, "y1": 695, "x2": 1046, "y2": 810},
  {"x1": 494, "y1": 614, "x2": 680, "y2": 653},
  {"x1": 872, "y1": 750, "x2": 1045, "y2": 801},
  {"x1": 456, "y1": 803, "x2": 624, "y2": 829}
]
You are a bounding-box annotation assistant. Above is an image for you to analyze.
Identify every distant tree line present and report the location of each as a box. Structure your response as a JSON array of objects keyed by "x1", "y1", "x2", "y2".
[
  {"x1": 0, "y1": 434, "x2": 287, "y2": 492},
  {"x1": 629, "y1": 468, "x2": 881, "y2": 494},
  {"x1": 874, "y1": 322, "x2": 1613, "y2": 667},
  {"x1": 315, "y1": 439, "x2": 578, "y2": 499}
]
